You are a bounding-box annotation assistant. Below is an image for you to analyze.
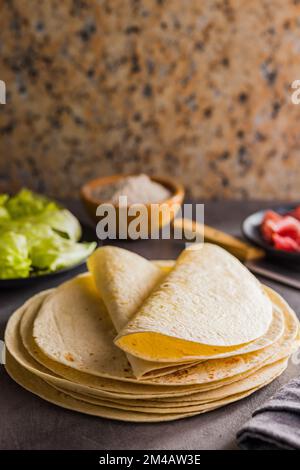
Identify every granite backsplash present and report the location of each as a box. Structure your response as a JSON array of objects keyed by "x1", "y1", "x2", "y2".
[{"x1": 1, "y1": 0, "x2": 300, "y2": 200}]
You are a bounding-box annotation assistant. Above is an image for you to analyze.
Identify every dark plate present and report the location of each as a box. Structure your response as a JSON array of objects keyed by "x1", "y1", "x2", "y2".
[
  {"x1": 0, "y1": 222, "x2": 99, "y2": 288},
  {"x1": 242, "y1": 204, "x2": 300, "y2": 265}
]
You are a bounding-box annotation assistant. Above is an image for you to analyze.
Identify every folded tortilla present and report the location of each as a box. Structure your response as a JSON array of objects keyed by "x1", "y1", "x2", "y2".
[
  {"x1": 87, "y1": 246, "x2": 164, "y2": 332},
  {"x1": 115, "y1": 244, "x2": 273, "y2": 361},
  {"x1": 87, "y1": 246, "x2": 197, "y2": 377}
]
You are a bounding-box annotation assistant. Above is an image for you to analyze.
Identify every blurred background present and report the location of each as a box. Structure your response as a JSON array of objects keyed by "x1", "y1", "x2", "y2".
[{"x1": 1, "y1": 0, "x2": 300, "y2": 200}]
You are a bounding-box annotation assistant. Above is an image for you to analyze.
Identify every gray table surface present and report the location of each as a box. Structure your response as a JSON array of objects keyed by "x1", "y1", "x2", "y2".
[{"x1": 0, "y1": 199, "x2": 299, "y2": 450}]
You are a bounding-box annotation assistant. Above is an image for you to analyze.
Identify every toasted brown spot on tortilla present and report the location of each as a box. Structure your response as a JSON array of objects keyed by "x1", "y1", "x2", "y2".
[{"x1": 64, "y1": 353, "x2": 74, "y2": 362}]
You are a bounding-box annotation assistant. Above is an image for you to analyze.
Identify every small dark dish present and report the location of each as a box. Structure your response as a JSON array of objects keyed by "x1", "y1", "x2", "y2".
[
  {"x1": 0, "y1": 223, "x2": 98, "y2": 288},
  {"x1": 242, "y1": 205, "x2": 300, "y2": 265}
]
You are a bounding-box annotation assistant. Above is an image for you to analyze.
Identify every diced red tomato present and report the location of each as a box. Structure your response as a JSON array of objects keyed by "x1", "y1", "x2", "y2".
[
  {"x1": 288, "y1": 206, "x2": 300, "y2": 221},
  {"x1": 272, "y1": 233, "x2": 300, "y2": 252},
  {"x1": 260, "y1": 208, "x2": 300, "y2": 252},
  {"x1": 275, "y1": 216, "x2": 300, "y2": 241},
  {"x1": 261, "y1": 220, "x2": 275, "y2": 242},
  {"x1": 263, "y1": 210, "x2": 282, "y2": 224},
  {"x1": 261, "y1": 210, "x2": 282, "y2": 242}
]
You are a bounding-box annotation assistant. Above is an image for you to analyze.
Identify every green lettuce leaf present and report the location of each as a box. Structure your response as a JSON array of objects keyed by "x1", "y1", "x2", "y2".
[
  {"x1": 0, "y1": 206, "x2": 81, "y2": 242},
  {"x1": 0, "y1": 194, "x2": 9, "y2": 206},
  {"x1": 0, "y1": 207, "x2": 10, "y2": 220},
  {"x1": 28, "y1": 209, "x2": 82, "y2": 241},
  {"x1": 0, "y1": 194, "x2": 10, "y2": 220},
  {"x1": 0, "y1": 222, "x2": 54, "y2": 247},
  {"x1": 0, "y1": 189, "x2": 96, "y2": 279},
  {"x1": 0, "y1": 232, "x2": 31, "y2": 279},
  {"x1": 6, "y1": 188, "x2": 58, "y2": 218},
  {"x1": 30, "y1": 236, "x2": 96, "y2": 272}
]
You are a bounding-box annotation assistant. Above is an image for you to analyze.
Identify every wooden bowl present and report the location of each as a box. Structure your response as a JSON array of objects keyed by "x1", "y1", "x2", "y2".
[{"x1": 80, "y1": 174, "x2": 185, "y2": 240}]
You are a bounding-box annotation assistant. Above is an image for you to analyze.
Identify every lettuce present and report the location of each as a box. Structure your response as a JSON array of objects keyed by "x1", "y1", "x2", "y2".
[
  {"x1": 6, "y1": 188, "x2": 58, "y2": 218},
  {"x1": 0, "y1": 222, "x2": 55, "y2": 247},
  {"x1": 0, "y1": 209, "x2": 81, "y2": 242},
  {"x1": 30, "y1": 236, "x2": 96, "y2": 272},
  {"x1": 0, "y1": 194, "x2": 9, "y2": 206},
  {"x1": 0, "y1": 189, "x2": 96, "y2": 279},
  {"x1": 0, "y1": 194, "x2": 10, "y2": 220},
  {"x1": 0, "y1": 232, "x2": 31, "y2": 279},
  {"x1": 0, "y1": 207, "x2": 10, "y2": 220},
  {"x1": 29, "y1": 209, "x2": 82, "y2": 241}
]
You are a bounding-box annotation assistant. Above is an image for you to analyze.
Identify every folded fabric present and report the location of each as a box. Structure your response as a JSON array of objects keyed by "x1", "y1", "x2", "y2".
[{"x1": 237, "y1": 377, "x2": 300, "y2": 450}]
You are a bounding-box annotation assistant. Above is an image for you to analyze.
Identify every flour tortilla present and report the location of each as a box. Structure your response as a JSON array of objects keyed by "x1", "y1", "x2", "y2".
[
  {"x1": 4, "y1": 243, "x2": 298, "y2": 423},
  {"x1": 87, "y1": 246, "x2": 164, "y2": 332},
  {"x1": 6, "y1": 284, "x2": 297, "y2": 401},
  {"x1": 32, "y1": 271, "x2": 284, "y2": 381},
  {"x1": 31, "y1": 275, "x2": 197, "y2": 380},
  {"x1": 27, "y1": 277, "x2": 284, "y2": 386},
  {"x1": 116, "y1": 244, "x2": 273, "y2": 362},
  {"x1": 12, "y1": 295, "x2": 243, "y2": 398},
  {"x1": 47, "y1": 359, "x2": 288, "y2": 413},
  {"x1": 5, "y1": 353, "x2": 287, "y2": 422},
  {"x1": 88, "y1": 246, "x2": 185, "y2": 378}
]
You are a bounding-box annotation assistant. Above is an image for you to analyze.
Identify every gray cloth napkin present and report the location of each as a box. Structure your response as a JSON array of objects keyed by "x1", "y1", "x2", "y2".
[{"x1": 237, "y1": 377, "x2": 300, "y2": 450}]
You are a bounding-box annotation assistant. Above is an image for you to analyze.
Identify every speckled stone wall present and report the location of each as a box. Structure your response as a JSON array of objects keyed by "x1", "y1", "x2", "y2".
[{"x1": 1, "y1": 0, "x2": 300, "y2": 199}]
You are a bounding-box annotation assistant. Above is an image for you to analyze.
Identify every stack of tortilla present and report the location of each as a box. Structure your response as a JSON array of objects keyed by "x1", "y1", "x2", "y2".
[{"x1": 5, "y1": 244, "x2": 300, "y2": 422}]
